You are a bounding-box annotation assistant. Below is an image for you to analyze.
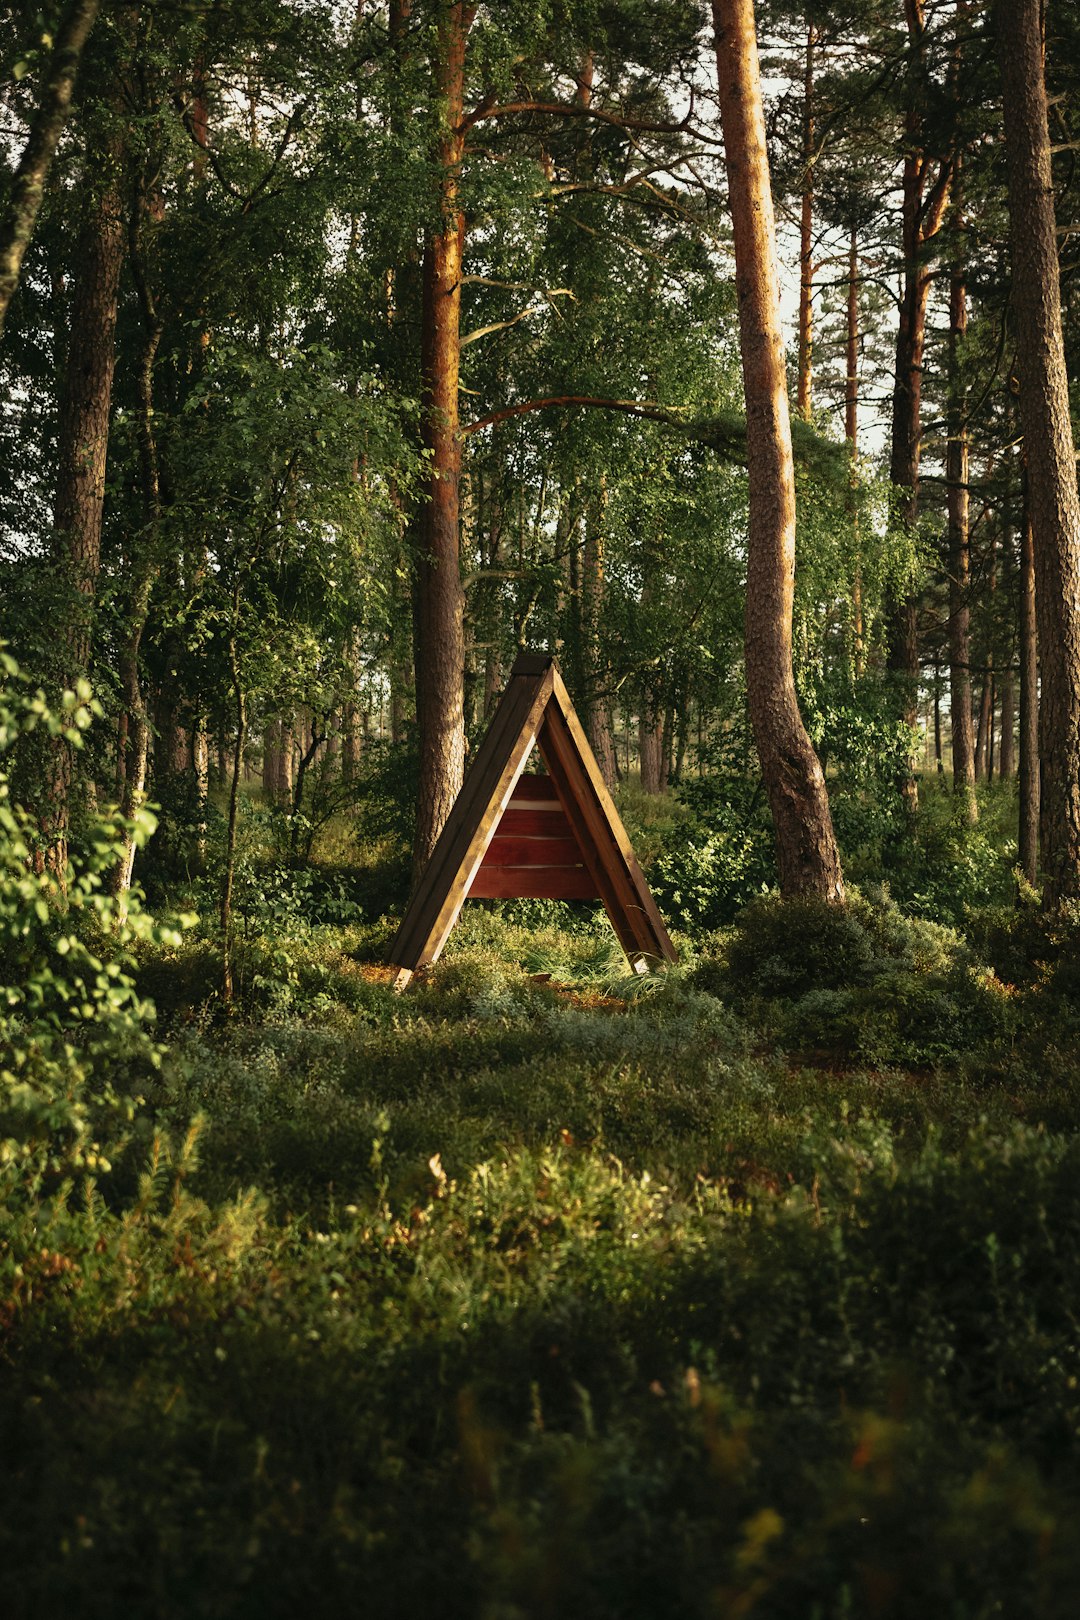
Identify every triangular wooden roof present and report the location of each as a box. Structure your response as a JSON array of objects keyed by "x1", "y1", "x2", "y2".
[{"x1": 389, "y1": 653, "x2": 677, "y2": 988}]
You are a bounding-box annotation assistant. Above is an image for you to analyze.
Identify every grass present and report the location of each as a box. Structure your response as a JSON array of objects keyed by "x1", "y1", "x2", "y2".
[{"x1": 5, "y1": 796, "x2": 1080, "y2": 1617}]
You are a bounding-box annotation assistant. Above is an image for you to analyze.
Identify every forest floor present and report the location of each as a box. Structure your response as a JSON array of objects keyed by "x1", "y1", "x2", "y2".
[{"x1": 5, "y1": 789, "x2": 1080, "y2": 1618}]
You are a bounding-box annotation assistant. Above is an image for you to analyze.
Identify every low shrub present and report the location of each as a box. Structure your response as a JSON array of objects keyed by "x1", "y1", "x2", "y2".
[
  {"x1": 0, "y1": 656, "x2": 185, "y2": 1204},
  {"x1": 696, "y1": 888, "x2": 1020, "y2": 1066}
]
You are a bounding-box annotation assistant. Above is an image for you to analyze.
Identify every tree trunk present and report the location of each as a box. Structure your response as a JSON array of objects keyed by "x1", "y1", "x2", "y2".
[
  {"x1": 262, "y1": 715, "x2": 294, "y2": 804},
  {"x1": 583, "y1": 490, "x2": 617, "y2": 788},
  {"x1": 638, "y1": 702, "x2": 666, "y2": 795},
  {"x1": 974, "y1": 666, "x2": 992, "y2": 780},
  {"x1": 341, "y1": 701, "x2": 363, "y2": 781},
  {"x1": 1018, "y1": 491, "x2": 1039, "y2": 884},
  {"x1": 796, "y1": 18, "x2": 815, "y2": 421},
  {"x1": 112, "y1": 155, "x2": 164, "y2": 903},
  {"x1": 977, "y1": 531, "x2": 997, "y2": 783},
  {"x1": 221, "y1": 620, "x2": 246, "y2": 1006},
  {"x1": 998, "y1": 672, "x2": 1015, "y2": 779},
  {"x1": 45, "y1": 137, "x2": 124, "y2": 877},
  {"x1": 263, "y1": 717, "x2": 281, "y2": 799},
  {"x1": 886, "y1": 0, "x2": 951, "y2": 822},
  {"x1": 193, "y1": 720, "x2": 209, "y2": 868},
  {"x1": 341, "y1": 627, "x2": 363, "y2": 781},
  {"x1": 947, "y1": 185, "x2": 977, "y2": 820},
  {"x1": 712, "y1": 0, "x2": 844, "y2": 901},
  {"x1": 0, "y1": 0, "x2": 101, "y2": 339},
  {"x1": 412, "y1": 1, "x2": 470, "y2": 876},
  {"x1": 997, "y1": 0, "x2": 1080, "y2": 904},
  {"x1": 998, "y1": 503, "x2": 1017, "y2": 780},
  {"x1": 846, "y1": 223, "x2": 864, "y2": 673}
]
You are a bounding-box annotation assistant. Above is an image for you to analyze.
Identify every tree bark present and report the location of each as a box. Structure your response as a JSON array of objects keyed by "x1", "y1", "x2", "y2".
[
  {"x1": 974, "y1": 662, "x2": 992, "y2": 780},
  {"x1": 846, "y1": 223, "x2": 863, "y2": 673},
  {"x1": 998, "y1": 671, "x2": 1015, "y2": 779},
  {"x1": 45, "y1": 135, "x2": 124, "y2": 877},
  {"x1": 112, "y1": 153, "x2": 164, "y2": 903},
  {"x1": 0, "y1": 0, "x2": 101, "y2": 339},
  {"x1": 998, "y1": 503, "x2": 1016, "y2": 780},
  {"x1": 638, "y1": 703, "x2": 666, "y2": 795},
  {"x1": 413, "y1": 1, "x2": 470, "y2": 876},
  {"x1": 946, "y1": 180, "x2": 977, "y2": 820},
  {"x1": 1018, "y1": 491, "x2": 1039, "y2": 884},
  {"x1": 997, "y1": 0, "x2": 1080, "y2": 903},
  {"x1": 583, "y1": 499, "x2": 617, "y2": 788},
  {"x1": 263, "y1": 717, "x2": 281, "y2": 800},
  {"x1": 795, "y1": 18, "x2": 815, "y2": 422},
  {"x1": 222, "y1": 618, "x2": 246, "y2": 1006},
  {"x1": 886, "y1": 0, "x2": 951, "y2": 821},
  {"x1": 341, "y1": 627, "x2": 364, "y2": 781},
  {"x1": 712, "y1": 0, "x2": 844, "y2": 901}
]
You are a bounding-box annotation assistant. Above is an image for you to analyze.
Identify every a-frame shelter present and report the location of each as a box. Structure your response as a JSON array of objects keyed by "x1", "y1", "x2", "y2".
[{"x1": 388, "y1": 654, "x2": 677, "y2": 989}]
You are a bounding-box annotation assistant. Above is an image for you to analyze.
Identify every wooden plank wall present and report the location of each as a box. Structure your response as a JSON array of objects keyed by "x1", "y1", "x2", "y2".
[{"x1": 468, "y1": 775, "x2": 598, "y2": 899}]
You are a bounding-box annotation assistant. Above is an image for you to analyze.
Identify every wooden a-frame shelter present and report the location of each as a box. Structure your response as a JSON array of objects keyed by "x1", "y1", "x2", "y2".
[{"x1": 388, "y1": 654, "x2": 677, "y2": 989}]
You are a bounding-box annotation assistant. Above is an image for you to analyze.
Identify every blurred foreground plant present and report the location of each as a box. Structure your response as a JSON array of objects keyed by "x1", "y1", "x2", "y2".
[{"x1": 0, "y1": 650, "x2": 189, "y2": 1201}]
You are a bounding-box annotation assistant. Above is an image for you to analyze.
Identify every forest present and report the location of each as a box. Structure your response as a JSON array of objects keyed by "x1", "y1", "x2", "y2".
[{"x1": 3, "y1": 0, "x2": 1080, "y2": 1613}]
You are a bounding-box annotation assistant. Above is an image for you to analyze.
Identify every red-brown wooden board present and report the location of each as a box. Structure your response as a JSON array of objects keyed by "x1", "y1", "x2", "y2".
[
  {"x1": 509, "y1": 775, "x2": 559, "y2": 800},
  {"x1": 494, "y1": 807, "x2": 573, "y2": 838},
  {"x1": 482, "y1": 835, "x2": 582, "y2": 866},
  {"x1": 468, "y1": 866, "x2": 599, "y2": 899}
]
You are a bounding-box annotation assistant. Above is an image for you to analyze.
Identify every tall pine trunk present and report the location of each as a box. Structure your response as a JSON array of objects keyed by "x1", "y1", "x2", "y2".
[
  {"x1": 947, "y1": 182, "x2": 977, "y2": 819},
  {"x1": 413, "y1": 1, "x2": 469, "y2": 876},
  {"x1": 1018, "y1": 491, "x2": 1039, "y2": 884},
  {"x1": 846, "y1": 223, "x2": 864, "y2": 673},
  {"x1": 795, "y1": 18, "x2": 815, "y2": 421},
  {"x1": 112, "y1": 151, "x2": 164, "y2": 903},
  {"x1": 998, "y1": 501, "x2": 1017, "y2": 780},
  {"x1": 45, "y1": 136, "x2": 124, "y2": 877},
  {"x1": 712, "y1": 0, "x2": 844, "y2": 901},
  {"x1": 583, "y1": 497, "x2": 618, "y2": 788},
  {"x1": 997, "y1": 0, "x2": 1080, "y2": 903},
  {"x1": 886, "y1": 0, "x2": 951, "y2": 821}
]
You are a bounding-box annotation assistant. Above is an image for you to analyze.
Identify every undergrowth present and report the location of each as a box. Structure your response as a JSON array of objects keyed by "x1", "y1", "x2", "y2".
[{"x1": 5, "y1": 724, "x2": 1080, "y2": 1616}]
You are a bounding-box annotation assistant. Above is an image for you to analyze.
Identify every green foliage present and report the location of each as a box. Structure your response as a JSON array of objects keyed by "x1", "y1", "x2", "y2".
[
  {"x1": 5, "y1": 901, "x2": 1080, "y2": 1615},
  {"x1": 650, "y1": 807, "x2": 775, "y2": 930},
  {"x1": 0, "y1": 655, "x2": 182, "y2": 1202},
  {"x1": 884, "y1": 781, "x2": 1019, "y2": 923},
  {"x1": 710, "y1": 888, "x2": 1018, "y2": 1067}
]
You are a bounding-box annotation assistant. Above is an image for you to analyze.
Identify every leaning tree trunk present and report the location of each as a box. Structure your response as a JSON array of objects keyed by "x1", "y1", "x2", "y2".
[
  {"x1": 712, "y1": 0, "x2": 844, "y2": 901},
  {"x1": 412, "y1": 0, "x2": 469, "y2": 876},
  {"x1": 997, "y1": 0, "x2": 1080, "y2": 904},
  {"x1": 45, "y1": 139, "x2": 124, "y2": 878},
  {"x1": 0, "y1": 0, "x2": 101, "y2": 339}
]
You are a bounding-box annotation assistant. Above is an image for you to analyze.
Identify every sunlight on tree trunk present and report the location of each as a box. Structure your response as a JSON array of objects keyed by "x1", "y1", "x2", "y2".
[{"x1": 712, "y1": 0, "x2": 844, "y2": 902}]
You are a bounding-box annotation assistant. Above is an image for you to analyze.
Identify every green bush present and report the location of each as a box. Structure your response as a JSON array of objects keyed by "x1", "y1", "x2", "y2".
[
  {"x1": 0, "y1": 654, "x2": 184, "y2": 1202},
  {"x1": 696, "y1": 889, "x2": 1020, "y2": 1066},
  {"x1": 650, "y1": 805, "x2": 775, "y2": 930}
]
